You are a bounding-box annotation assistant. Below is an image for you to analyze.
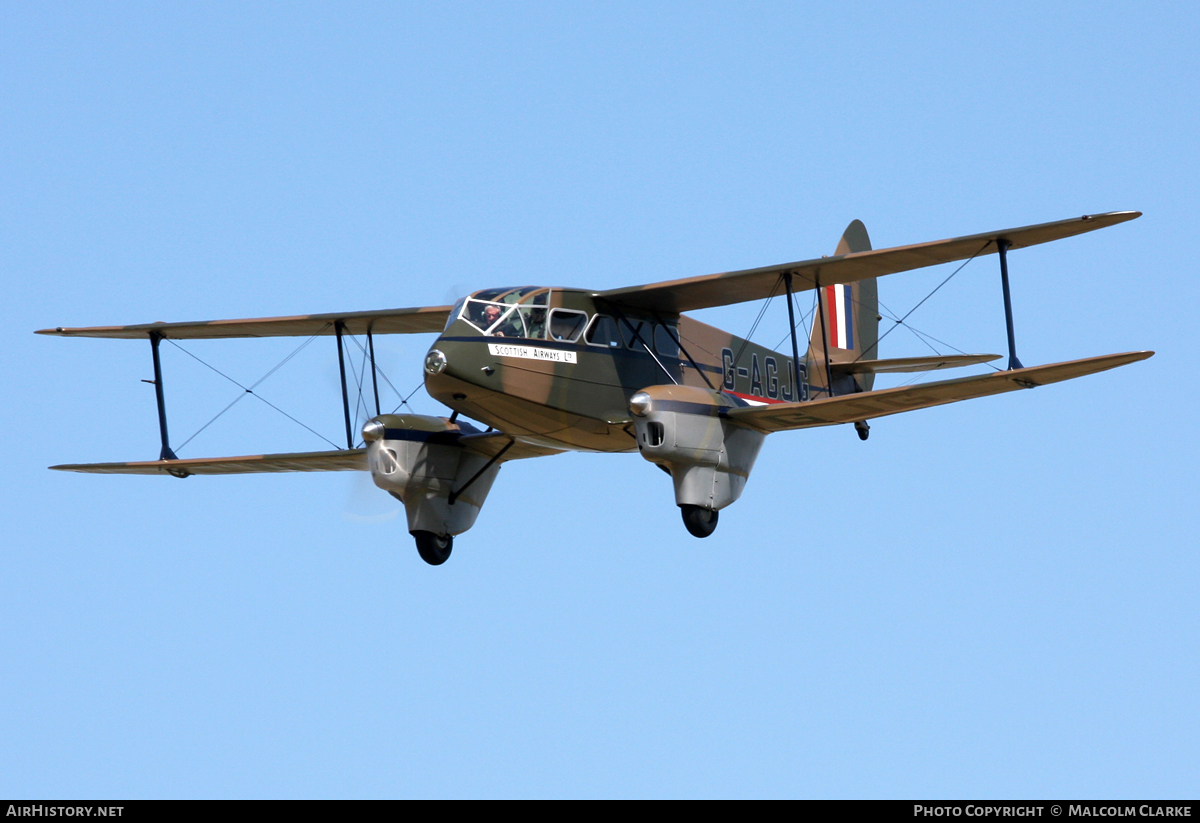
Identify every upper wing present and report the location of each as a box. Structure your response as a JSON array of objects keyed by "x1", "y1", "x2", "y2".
[
  {"x1": 599, "y1": 211, "x2": 1140, "y2": 313},
  {"x1": 726, "y1": 351, "x2": 1153, "y2": 433},
  {"x1": 37, "y1": 304, "x2": 452, "y2": 340}
]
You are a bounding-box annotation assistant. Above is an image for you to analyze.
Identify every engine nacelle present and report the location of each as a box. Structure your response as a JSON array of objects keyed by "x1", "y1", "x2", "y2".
[
  {"x1": 364, "y1": 414, "x2": 500, "y2": 537},
  {"x1": 629, "y1": 385, "x2": 765, "y2": 512}
]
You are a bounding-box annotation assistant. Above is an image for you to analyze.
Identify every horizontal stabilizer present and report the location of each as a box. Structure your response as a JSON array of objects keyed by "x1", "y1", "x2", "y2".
[
  {"x1": 600, "y1": 211, "x2": 1140, "y2": 314},
  {"x1": 726, "y1": 351, "x2": 1153, "y2": 433},
  {"x1": 832, "y1": 354, "x2": 1001, "y2": 374},
  {"x1": 37, "y1": 305, "x2": 452, "y2": 340},
  {"x1": 51, "y1": 449, "x2": 368, "y2": 476}
]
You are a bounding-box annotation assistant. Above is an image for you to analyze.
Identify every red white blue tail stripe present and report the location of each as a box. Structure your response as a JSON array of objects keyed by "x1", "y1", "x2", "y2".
[{"x1": 825, "y1": 284, "x2": 854, "y2": 349}]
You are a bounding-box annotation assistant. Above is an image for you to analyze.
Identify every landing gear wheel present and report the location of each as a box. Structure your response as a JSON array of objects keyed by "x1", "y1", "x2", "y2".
[
  {"x1": 680, "y1": 505, "x2": 719, "y2": 538},
  {"x1": 412, "y1": 531, "x2": 453, "y2": 565}
]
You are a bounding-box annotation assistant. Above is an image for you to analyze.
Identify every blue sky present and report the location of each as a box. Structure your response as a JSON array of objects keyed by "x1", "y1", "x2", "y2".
[{"x1": 2, "y1": 1, "x2": 1197, "y2": 798}]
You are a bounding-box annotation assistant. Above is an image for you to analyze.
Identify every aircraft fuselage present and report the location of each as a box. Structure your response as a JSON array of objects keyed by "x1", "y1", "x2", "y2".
[{"x1": 423, "y1": 286, "x2": 806, "y2": 453}]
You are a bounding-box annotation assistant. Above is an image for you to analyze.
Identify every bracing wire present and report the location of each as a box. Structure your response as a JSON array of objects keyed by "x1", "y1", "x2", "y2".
[
  {"x1": 167, "y1": 330, "x2": 342, "y2": 453},
  {"x1": 771, "y1": 295, "x2": 817, "y2": 354},
  {"x1": 390, "y1": 381, "x2": 424, "y2": 415},
  {"x1": 875, "y1": 294, "x2": 1005, "y2": 373},
  {"x1": 732, "y1": 276, "x2": 782, "y2": 368},
  {"x1": 348, "y1": 332, "x2": 371, "y2": 434},
  {"x1": 754, "y1": 241, "x2": 995, "y2": 392},
  {"x1": 345, "y1": 334, "x2": 413, "y2": 412},
  {"x1": 850, "y1": 241, "x2": 990, "y2": 366}
]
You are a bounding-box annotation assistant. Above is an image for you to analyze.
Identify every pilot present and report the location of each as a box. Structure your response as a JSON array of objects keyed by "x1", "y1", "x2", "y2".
[
  {"x1": 482, "y1": 304, "x2": 525, "y2": 338},
  {"x1": 481, "y1": 304, "x2": 505, "y2": 334}
]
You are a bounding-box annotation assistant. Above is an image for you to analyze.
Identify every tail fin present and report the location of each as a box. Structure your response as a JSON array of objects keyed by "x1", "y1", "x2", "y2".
[{"x1": 806, "y1": 220, "x2": 880, "y2": 396}]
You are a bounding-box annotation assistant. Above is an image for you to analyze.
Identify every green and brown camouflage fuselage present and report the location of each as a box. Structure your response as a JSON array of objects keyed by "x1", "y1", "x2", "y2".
[
  {"x1": 424, "y1": 220, "x2": 880, "y2": 453},
  {"x1": 424, "y1": 288, "x2": 815, "y2": 453}
]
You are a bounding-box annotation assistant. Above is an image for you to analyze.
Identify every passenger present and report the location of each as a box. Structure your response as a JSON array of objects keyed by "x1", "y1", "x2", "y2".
[{"x1": 525, "y1": 307, "x2": 547, "y2": 339}]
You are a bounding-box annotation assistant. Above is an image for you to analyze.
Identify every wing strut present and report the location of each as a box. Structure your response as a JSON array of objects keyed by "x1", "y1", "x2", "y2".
[
  {"x1": 997, "y1": 239, "x2": 1024, "y2": 370},
  {"x1": 815, "y1": 272, "x2": 834, "y2": 397},
  {"x1": 782, "y1": 272, "x2": 803, "y2": 402},
  {"x1": 337, "y1": 322, "x2": 383, "y2": 442},
  {"x1": 367, "y1": 326, "x2": 381, "y2": 416},
  {"x1": 147, "y1": 332, "x2": 179, "y2": 461},
  {"x1": 448, "y1": 439, "x2": 513, "y2": 505},
  {"x1": 335, "y1": 321, "x2": 354, "y2": 449}
]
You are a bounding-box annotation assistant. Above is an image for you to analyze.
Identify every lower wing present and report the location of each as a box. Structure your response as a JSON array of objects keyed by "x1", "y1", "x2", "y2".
[
  {"x1": 726, "y1": 351, "x2": 1153, "y2": 433},
  {"x1": 50, "y1": 449, "x2": 370, "y2": 477},
  {"x1": 50, "y1": 435, "x2": 560, "y2": 477}
]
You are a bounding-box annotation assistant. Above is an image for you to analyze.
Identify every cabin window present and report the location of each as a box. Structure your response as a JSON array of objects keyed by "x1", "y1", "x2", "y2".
[
  {"x1": 620, "y1": 318, "x2": 649, "y2": 351},
  {"x1": 585, "y1": 315, "x2": 622, "y2": 348},
  {"x1": 465, "y1": 301, "x2": 523, "y2": 337},
  {"x1": 654, "y1": 324, "x2": 679, "y2": 358},
  {"x1": 548, "y1": 308, "x2": 588, "y2": 342},
  {"x1": 517, "y1": 306, "x2": 548, "y2": 339},
  {"x1": 461, "y1": 287, "x2": 550, "y2": 339},
  {"x1": 446, "y1": 296, "x2": 467, "y2": 331}
]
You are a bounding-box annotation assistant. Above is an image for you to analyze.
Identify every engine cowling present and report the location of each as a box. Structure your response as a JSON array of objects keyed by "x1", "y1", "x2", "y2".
[
  {"x1": 628, "y1": 385, "x2": 765, "y2": 512},
  {"x1": 363, "y1": 414, "x2": 500, "y2": 537}
]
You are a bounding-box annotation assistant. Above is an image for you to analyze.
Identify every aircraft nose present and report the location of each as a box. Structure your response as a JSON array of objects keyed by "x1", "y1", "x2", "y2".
[{"x1": 423, "y1": 337, "x2": 494, "y2": 406}]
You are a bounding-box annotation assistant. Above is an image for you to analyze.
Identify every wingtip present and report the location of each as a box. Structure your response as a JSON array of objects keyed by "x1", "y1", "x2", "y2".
[{"x1": 1106, "y1": 350, "x2": 1155, "y2": 365}]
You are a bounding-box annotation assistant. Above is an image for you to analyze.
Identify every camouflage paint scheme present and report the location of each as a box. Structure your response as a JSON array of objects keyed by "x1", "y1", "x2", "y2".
[
  {"x1": 421, "y1": 218, "x2": 878, "y2": 453},
  {"x1": 425, "y1": 293, "x2": 811, "y2": 453},
  {"x1": 42, "y1": 211, "x2": 1151, "y2": 477}
]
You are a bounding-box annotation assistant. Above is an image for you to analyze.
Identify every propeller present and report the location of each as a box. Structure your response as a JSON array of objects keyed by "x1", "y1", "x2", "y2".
[
  {"x1": 341, "y1": 468, "x2": 400, "y2": 524},
  {"x1": 443, "y1": 282, "x2": 470, "y2": 305}
]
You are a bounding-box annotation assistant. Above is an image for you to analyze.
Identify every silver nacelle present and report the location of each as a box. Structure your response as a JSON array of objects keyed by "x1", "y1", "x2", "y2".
[
  {"x1": 629, "y1": 386, "x2": 765, "y2": 512},
  {"x1": 363, "y1": 414, "x2": 500, "y2": 537}
]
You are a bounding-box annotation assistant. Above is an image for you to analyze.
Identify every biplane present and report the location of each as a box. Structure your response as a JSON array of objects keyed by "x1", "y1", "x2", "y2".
[{"x1": 40, "y1": 211, "x2": 1153, "y2": 565}]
